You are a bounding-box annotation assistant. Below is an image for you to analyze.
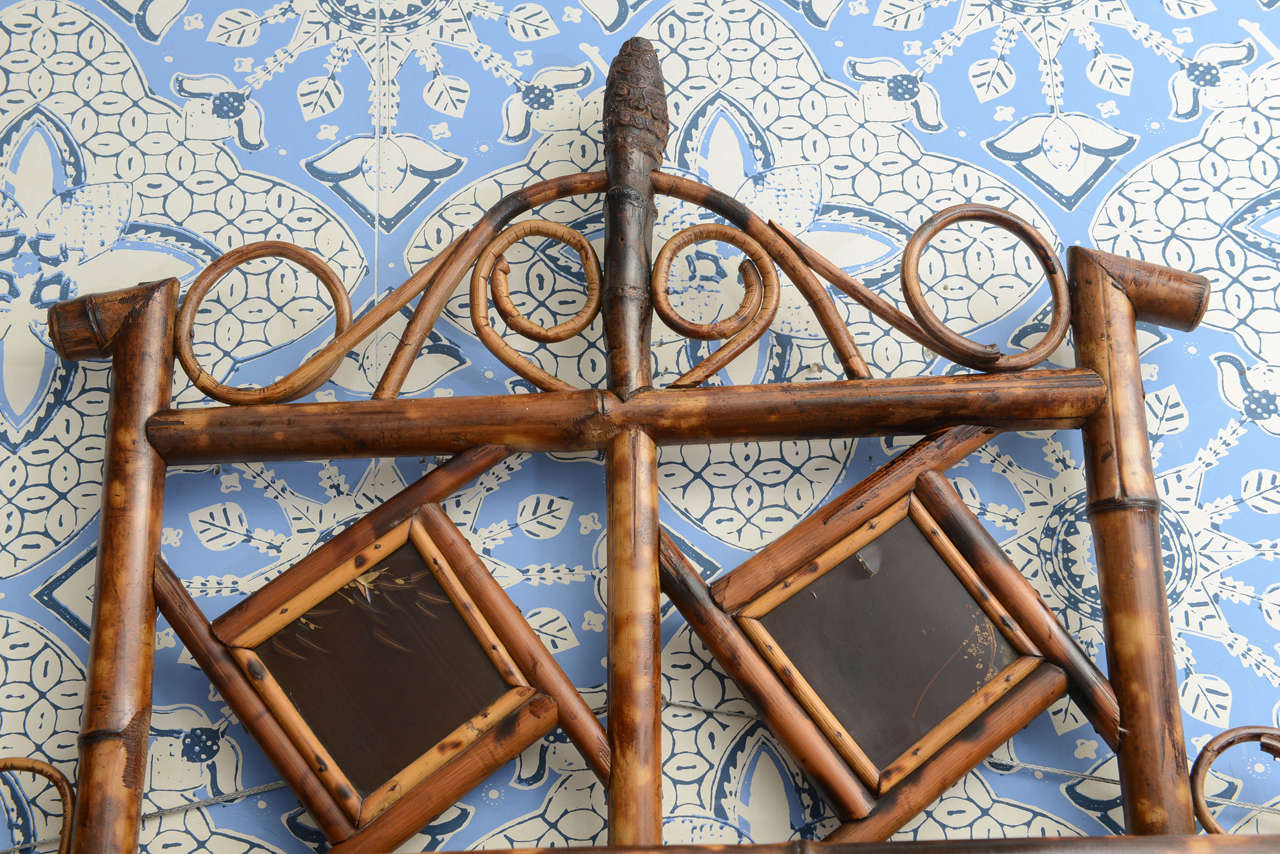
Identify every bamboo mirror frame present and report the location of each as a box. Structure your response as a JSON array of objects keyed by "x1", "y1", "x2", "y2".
[
  {"x1": 153, "y1": 447, "x2": 610, "y2": 850},
  {"x1": 740, "y1": 492, "x2": 1048, "y2": 798},
  {"x1": 221, "y1": 516, "x2": 542, "y2": 829},
  {"x1": 663, "y1": 427, "x2": 1123, "y2": 836},
  {"x1": 25, "y1": 35, "x2": 1279, "y2": 854}
]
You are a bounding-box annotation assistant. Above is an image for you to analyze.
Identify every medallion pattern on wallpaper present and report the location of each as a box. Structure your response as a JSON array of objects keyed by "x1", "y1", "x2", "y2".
[
  {"x1": 176, "y1": 0, "x2": 596, "y2": 230},
  {"x1": 0, "y1": 0, "x2": 367, "y2": 587},
  {"x1": 0, "y1": 0, "x2": 1278, "y2": 851}
]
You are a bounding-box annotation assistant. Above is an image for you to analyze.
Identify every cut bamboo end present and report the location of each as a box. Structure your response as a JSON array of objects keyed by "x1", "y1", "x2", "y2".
[
  {"x1": 47, "y1": 279, "x2": 178, "y2": 361},
  {"x1": 1067, "y1": 247, "x2": 1210, "y2": 333}
]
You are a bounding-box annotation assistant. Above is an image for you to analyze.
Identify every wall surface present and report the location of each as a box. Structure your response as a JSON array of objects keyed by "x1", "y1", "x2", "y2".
[{"x1": 0, "y1": 0, "x2": 1278, "y2": 850}]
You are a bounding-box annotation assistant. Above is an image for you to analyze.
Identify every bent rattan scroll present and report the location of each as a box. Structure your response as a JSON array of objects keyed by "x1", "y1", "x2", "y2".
[{"x1": 29, "y1": 37, "x2": 1280, "y2": 854}]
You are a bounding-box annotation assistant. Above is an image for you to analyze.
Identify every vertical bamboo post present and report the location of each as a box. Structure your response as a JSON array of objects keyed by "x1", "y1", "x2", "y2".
[
  {"x1": 601, "y1": 37, "x2": 667, "y2": 845},
  {"x1": 47, "y1": 279, "x2": 179, "y2": 853},
  {"x1": 1068, "y1": 248, "x2": 1209, "y2": 835}
]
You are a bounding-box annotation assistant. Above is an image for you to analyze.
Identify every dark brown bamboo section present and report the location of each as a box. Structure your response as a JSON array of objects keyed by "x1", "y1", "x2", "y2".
[
  {"x1": 913, "y1": 471, "x2": 1120, "y2": 750},
  {"x1": 602, "y1": 36, "x2": 665, "y2": 395},
  {"x1": 494, "y1": 837, "x2": 1280, "y2": 854},
  {"x1": 416, "y1": 503, "x2": 611, "y2": 782},
  {"x1": 47, "y1": 280, "x2": 178, "y2": 854},
  {"x1": 657, "y1": 532, "x2": 875, "y2": 820},
  {"x1": 1068, "y1": 247, "x2": 1209, "y2": 835},
  {"x1": 153, "y1": 559, "x2": 357, "y2": 841},
  {"x1": 828, "y1": 661, "x2": 1067, "y2": 843},
  {"x1": 600, "y1": 37, "x2": 667, "y2": 846},
  {"x1": 145, "y1": 371, "x2": 1104, "y2": 464}
]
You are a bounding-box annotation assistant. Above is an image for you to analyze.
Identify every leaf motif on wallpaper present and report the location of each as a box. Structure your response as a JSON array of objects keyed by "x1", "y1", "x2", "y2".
[
  {"x1": 507, "y1": 4, "x2": 558, "y2": 41},
  {"x1": 520, "y1": 563, "x2": 588, "y2": 585},
  {"x1": 526, "y1": 607, "x2": 578, "y2": 652},
  {"x1": 208, "y1": 9, "x2": 263, "y2": 47},
  {"x1": 1241, "y1": 469, "x2": 1280, "y2": 514},
  {"x1": 297, "y1": 76, "x2": 344, "y2": 120},
  {"x1": 475, "y1": 520, "x2": 515, "y2": 551},
  {"x1": 874, "y1": 0, "x2": 925, "y2": 30},
  {"x1": 517, "y1": 494, "x2": 573, "y2": 539},
  {"x1": 1145, "y1": 385, "x2": 1188, "y2": 437},
  {"x1": 1162, "y1": 0, "x2": 1216, "y2": 19},
  {"x1": 948, "y1": 476, "x2": 983, "y2": 510},
  {"x1": 1047, "y1": 695, "x2": 1089, "y2": 735},
  {"x1": 424, "y1": 75, "x2": 471, "y2": 118},
  {"x1": 1259, "y1": 584, "x2": 1280, "y2": 631},
  {"x1": 189, "y1": 502, "x2": 250, "y2": 551},
  {"x1": 969, "y1": 57, "x2": 1015, "y2": 102},
  {"x1": 1179, "y1": 672, "x2": 1231, "y2": 726},
  {"x1": 1085, "y1": 53, "x2": 1134, "y2": 96}
]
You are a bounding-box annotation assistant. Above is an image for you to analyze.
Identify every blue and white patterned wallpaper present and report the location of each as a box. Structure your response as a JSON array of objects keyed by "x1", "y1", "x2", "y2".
[{"x1": 1, "y1": 0, "x2": 1279, "y2": 850}]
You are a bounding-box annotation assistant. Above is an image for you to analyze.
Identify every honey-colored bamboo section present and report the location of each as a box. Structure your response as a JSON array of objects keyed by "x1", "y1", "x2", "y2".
[
  {"x1": 35, "y1": 34, "x2": 1245, "y2": 854},
  {"x1": 493, "y1": 838, "x2": 1280, "y2": 854},
  {"x1": 144, "y1": 371, "x2": 1105, "y2": 464},
  {"x1": 48, "y1": 279, "x2": 178, "y2": 854},
  {"x1": 1069, "y1": 248, "x2": 1208, "y2": 835}
]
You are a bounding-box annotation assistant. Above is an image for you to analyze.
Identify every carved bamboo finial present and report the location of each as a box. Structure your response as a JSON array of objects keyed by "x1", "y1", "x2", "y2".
[{"x1": 603, "y1": 37, "x2": 668, "y2": 171}]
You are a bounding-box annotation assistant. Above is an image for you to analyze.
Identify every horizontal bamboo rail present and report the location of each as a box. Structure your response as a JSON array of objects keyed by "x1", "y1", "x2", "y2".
[
  {"x1": 146, "y1": 370, "x2": 1105, "y2": 464},
  {"x1": 481, "y1": 839, "x2": 1280, "y2": 854}
]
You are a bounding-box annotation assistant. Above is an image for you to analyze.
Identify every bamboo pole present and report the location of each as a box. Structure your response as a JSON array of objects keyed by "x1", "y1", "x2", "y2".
[
  {"x1": 597, "y1": 36, "x2": 669, "y2": 845},
  {"x1": 600, "y1": 34, "x2": 665, "y2": 843},
  {"x1": 1068, "y1": 247, "x2": 1209, "y2": 835},
  {"x1": 47, "y1": 280, "x2": 178, "y2": 854},
  {"x1": 144, "y1": 371, "x2": 1105, "y2": 464},
  {"x1": 605, "y1": 428, "x2": 662, "y2": 844}
]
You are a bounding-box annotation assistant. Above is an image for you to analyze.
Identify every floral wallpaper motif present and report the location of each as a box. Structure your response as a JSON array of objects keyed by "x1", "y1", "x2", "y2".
[{"x1": 0, "y1": 0, "x2": 1278, "y2": 851}]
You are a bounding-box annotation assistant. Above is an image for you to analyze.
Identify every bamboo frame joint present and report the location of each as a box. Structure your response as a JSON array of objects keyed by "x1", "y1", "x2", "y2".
[{"x1": 47, "y1": 277, "x2": 179, "y2": 361}]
